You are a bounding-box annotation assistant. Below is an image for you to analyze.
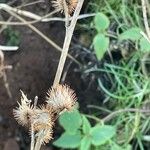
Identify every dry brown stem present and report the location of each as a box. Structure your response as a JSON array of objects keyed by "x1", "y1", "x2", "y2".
[
  {"x1": 0, "y1": 51, "x2": 12, "y2": 98},
  {"x1": 0, "y1": 4, "x2": 80, "y2": 65},
  {"x1": 53, "y1": 0, "x2": 84, "y2": 86}
]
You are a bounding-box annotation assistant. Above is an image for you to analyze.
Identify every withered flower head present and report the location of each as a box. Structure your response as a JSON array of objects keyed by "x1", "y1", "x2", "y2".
[
  {"x1": 46, "y1": 84, "x2": 77, "y2": 112},
  {"x1": 31, "y1": 106, "x2": 54, "y2": 132},
  {"x1": 52, "y1": 0, "x2": 78, "y2": 15},
  {"x1": 13, "y1": 91, "x2": 33, "y2": 126},
  {"x1": 42, "y1": 129, "x2": 53, "y2": 144},
  {"x1": 35, "y1": 128, "x2": 53, "y2": 145}
]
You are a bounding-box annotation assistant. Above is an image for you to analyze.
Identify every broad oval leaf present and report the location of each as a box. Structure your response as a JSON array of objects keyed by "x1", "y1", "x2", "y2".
[
  {"x1": 90, "y1": 125, "x2": 116, "y2": 146},
  {"x1": 119, "y1": 27, "x2": 142, "y2": 41},
  {"x1": 82, "y1": 115, "x2": 91, "y2": 134},
  {"x1": 111, "y1": 144, "x2": 132, "y2": 150},
  {"x1": 53, "y1": 132, "x2": 82, "y2": 149},
  {"x1": 140, "y1": 37, "x2": 150, "y2": 52},
  {"x1": 111, "y1": 143, "x2": 124, "y2": 150},
  {"x1": 93, "y1": 34, "x2": 109, "y2": 60},
  {"x1": 94, "y1": 13, "x2": 110, "y2": 32},
  {"x1": 80, "y1": 136, "x2": 92, "y2": 150},
  {"x1": 59, "y1": 110, "x2": 82, "y2": 133}
]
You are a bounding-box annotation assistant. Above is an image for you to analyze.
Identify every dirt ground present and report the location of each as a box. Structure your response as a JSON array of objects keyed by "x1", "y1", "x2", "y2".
[{"x1": 0, "y1": 1, "x2": 100, "y2": 149}]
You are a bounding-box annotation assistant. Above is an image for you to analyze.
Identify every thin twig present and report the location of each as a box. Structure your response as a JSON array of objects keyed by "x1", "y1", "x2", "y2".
[
  {"x1": 141, "y1": 0, "x2": 150, "y2": 40},
  {"x1": 0, "y1": 13, "x2": 96, "y2": 25},
  {"x1": 34, "y1": 131, "x2": 43, "y2": 150},
  {"x1": 0, "y1": 7, "x2": 80, "y2": 65},
  {"x1": 0, "y1": 3, "x2": 59, "y2": 21},
  {"x1": 0, "y1": 3, "x2": 95, "y2": 24},
  {"x1": 83, "y1": 114, "x2": 102, "y2": 123},
  {"x1": 103, "y1": 108, "x2": 150, "y2": 122},
  {"x1": 17, "y1": 0, "x2": 45, "y2": 8},
  {"x1": 145, "y1": 0, "x2": 150, "y2": 16},
  {"x1": 30, "y1": 124, "x2": 35, "y2": 150},
  {"x1": 0, "y1": 0, "x2": 43, "y2": 33},
  {"x1": 3, "y1": 72, "x2": 12, "y2": 98},
  {"x1": 53, "y1": 0, "x2": 84, "y2": 86},
  {"x1": 0, "y1": 51, "x2": 12, "y2": 98},
  {"x1": 87, "y1": 105, "x2": 112, "y2": 113},
  {"x1": 140, "y1": 31, "x2": 150, "y2": 43},
  {"x1": 0, "y1": 17, "x2": 13, "y2": 33},
  {"x1": 34, "y1": 96, "x2": 38, "y2": 108},
  {"x1": 0, "y1": 45, "x2": 18, "y2": 51}
]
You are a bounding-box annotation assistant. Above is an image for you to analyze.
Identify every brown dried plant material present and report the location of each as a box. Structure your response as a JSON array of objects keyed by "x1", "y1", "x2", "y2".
[
  {"x1": 52, "y1": 0, "x2": 78, "y2": 15},
  {"x1": 0, "y1": 50, "x2": 12, "y2": 77},
  {"x1": 39, "y1": 129, "x2": 53, "y2": 144},
  {"x1": 30, "y1": 106, "x2": 54, "y2": 132},
  {"x1": 13, "y1": 91, "x2": 55, "y2": 145},
  {"x1": 46, "y1": 84, "x2": 77, "y2": 113},
  {"x1": 0, "y1": 50, "x2": 12, "y2": 98},
  {"x1": 13, "y1": 91, "x2": 33, "y2": 126},
  {"x1": 13, "y1": 84, "x2": 78, "y2": 148}
]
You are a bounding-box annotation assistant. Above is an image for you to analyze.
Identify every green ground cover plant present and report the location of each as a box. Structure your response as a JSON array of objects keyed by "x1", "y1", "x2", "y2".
[
  {"x1": 0, "y1": 0, "x2": 149, "y2": 149},
  {"x1": 53, "y1": 0, "x2": 150, "y2": 150},
  {"x1": 53, "y1": 110, "x2": 117, "y2": 150},
  {"x1": 3, "y1": 27, "x2": 20, "y2": 46}
]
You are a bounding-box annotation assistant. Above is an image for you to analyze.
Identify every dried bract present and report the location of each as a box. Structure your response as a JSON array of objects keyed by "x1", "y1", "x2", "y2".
[
  {"x1": 46, "y1": 84, "x2": 77, "y2": 113},
  {"x1": 13, "y1": 91, "x2": 33, "y2": 126}
]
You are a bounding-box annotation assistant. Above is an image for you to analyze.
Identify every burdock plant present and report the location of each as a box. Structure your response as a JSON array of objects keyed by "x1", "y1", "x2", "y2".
[
  {"x1": 13, "y1": 0, "x2": 84, "y2": 149},
  {"x1": 13, "y1": 84, "x2": 77, "y2": 150}
]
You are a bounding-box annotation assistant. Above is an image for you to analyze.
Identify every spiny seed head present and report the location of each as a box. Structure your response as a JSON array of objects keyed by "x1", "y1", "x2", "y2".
[
  {"x1": 13, "y1": 91, "x2": 33, "y2": 126},
  {"x1": 39, "y1": 129, "x2": 53, "y2": 144},
  {"x1": 52, "y1": 0, "x2": 64, "y2": 13},
  {"x1": 30, "y1": 106, "x2": 54, "y2": 132},
  {"x1": 46, "y1": 84, "x2": 77, "y2": 112},
  {"x1": 52, "y1": 0, "x2": 78, "y2": 15}
]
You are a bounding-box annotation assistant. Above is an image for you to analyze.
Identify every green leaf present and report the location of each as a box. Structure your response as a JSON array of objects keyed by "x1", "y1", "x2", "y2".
[
  {"x1": 82, "y1": 115, "x2": 91, "y2": 134},
  {"x1": 94, "y1": 13, "x2": 110, "y2": 32},
  {"x1": 80, "y1": 136, "x2": 91, "y2": 150},
  {"x1": 119, "y1": 27, "x2": 142, "y2": 41},
  {"x1": 53, "y1": 132, "x2": 82, "y2": 149},
  {"x1": 126, "y1": 145, "x2": 132, "y2": 150},
  {"x1": 93, "y1": 34, "x2": 109, "y2": 60},
  {"x1": 111, "y1": 143, "x2": 124, "y2": 150},
  {"x1": 140, "y1": 37, "x2": 150, "y2": 52},
  {"x1": 90, "y1": 125, "x2": 116, "y2": 146},
  {"x1": 59, "y1": 110, "x2": 82, "y2": 133},
  {"x1": 111, "y1": 144, "x2": 132, "y2": 150}
]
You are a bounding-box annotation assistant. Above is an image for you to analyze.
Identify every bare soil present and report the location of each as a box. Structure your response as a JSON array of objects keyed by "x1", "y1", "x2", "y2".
[{"x1": 0, "y1": 1, "x2": 100, "y2": 149}]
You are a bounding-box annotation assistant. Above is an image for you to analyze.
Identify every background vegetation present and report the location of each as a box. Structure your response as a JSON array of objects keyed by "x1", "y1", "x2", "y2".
[
  {"x1": 0, "y1": 0, "x2": 150, "y2": 150},
  {"x1": 53, "y1": 0, "x2": 150, "y2": 150}
]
